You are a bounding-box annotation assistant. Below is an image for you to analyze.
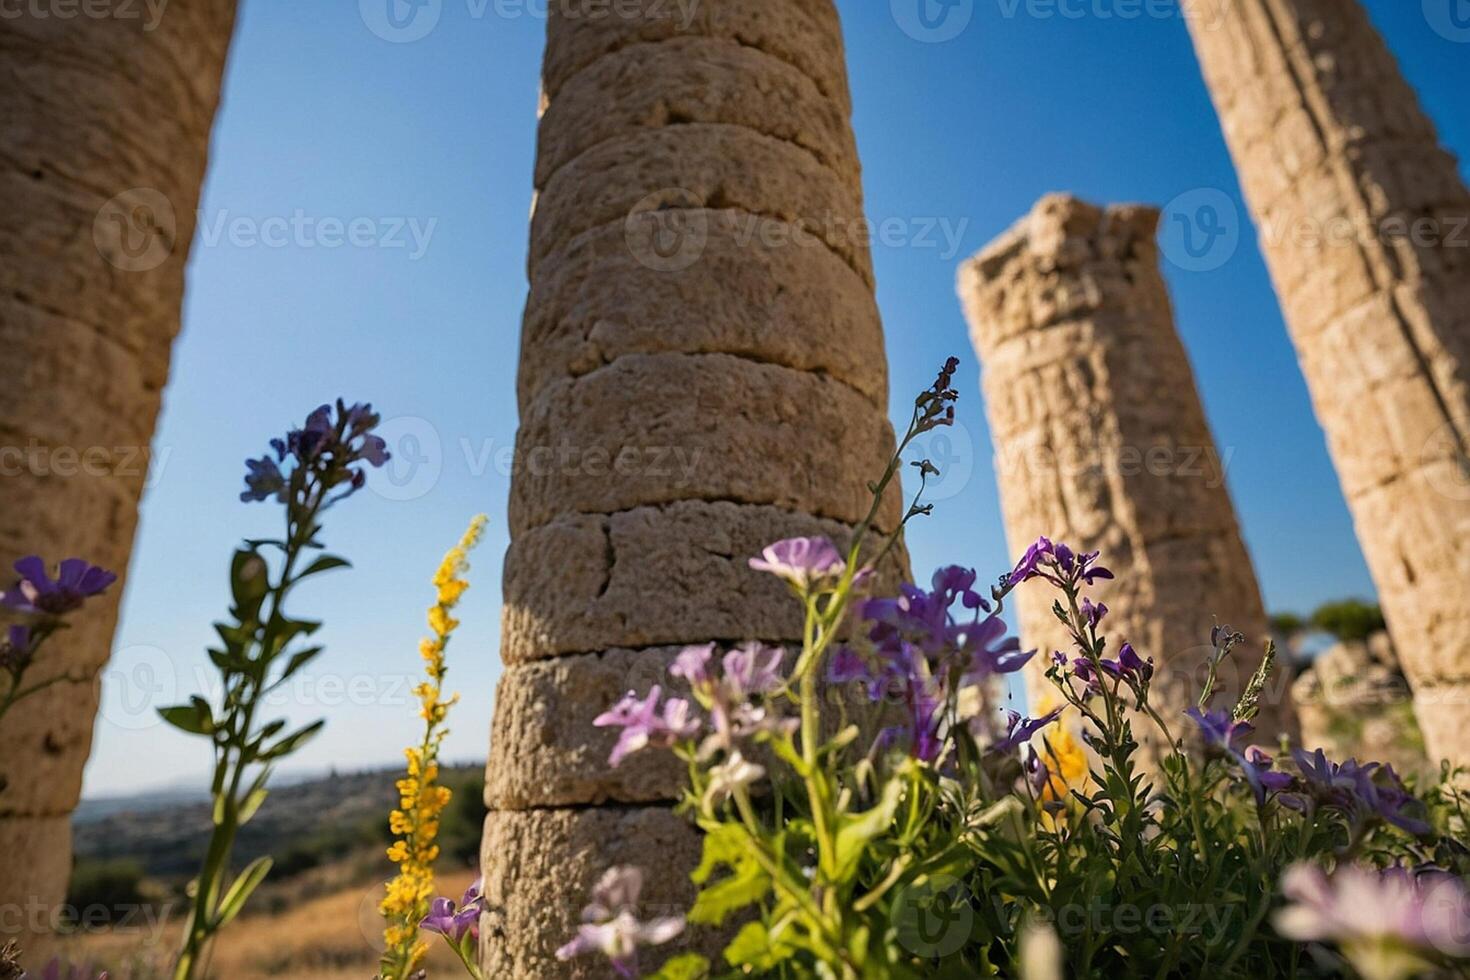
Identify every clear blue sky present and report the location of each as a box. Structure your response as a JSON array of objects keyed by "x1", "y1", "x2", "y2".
[{"x1": 82, "y1": 0, "x2": 1470, "y2": 797}]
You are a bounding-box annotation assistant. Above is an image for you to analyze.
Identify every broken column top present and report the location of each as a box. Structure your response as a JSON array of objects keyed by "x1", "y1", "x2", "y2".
[{"x1": 959, "y1": 193, "x2": 1168, "y2": 351}]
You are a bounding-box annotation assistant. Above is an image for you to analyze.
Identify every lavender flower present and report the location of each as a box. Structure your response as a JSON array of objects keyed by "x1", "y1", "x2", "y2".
[
  {"x1": 669, "y1": 643, "x2": 715, "y2": 690},
  {"x1": 240, "y1": 456, "x2": 287, "y2": 503},
  {"x1": 1005, "y1": 538, "x2": 1113, "y2": 590},
  {"x1": 916, "y1": 355, "x2": 960, "y2": 433},
  {"x1": 555, "y1": 867, "x2": 686, "y2": 978},
  {"x1": 1099, "y1": 642, "x2": 1153, "y2": 685},
  {"x1": 721, "y1": 642, "x2": 784, "y2": 699},
  {"x1": 594, "y1": 686, "x2": 701, "y2": 766},
  {"x1": 1185, "y1": 707, "x2": 1254, "y2": 753},
  {"x1": 0, "y1": 557, "x2": 116, "y2": 617},
  {"x1": 748, "y1": 536, "x2": 846, "y2": 590},
  {"x1": 1291, "y1": 749, "x2": 1432, "y2": 835},
  {"x1": 421, "y1": 879, "x2": 485, "y2": 944},
  {"x1": 987, "y1": 707, "x2": 1065, "y2": 755},
  {"x1": 240, "y1": 399, "x2": 390, "y2": 508},
  {"x1": 1276, "y1": 864, "x2": 1470, "y2": 975}
]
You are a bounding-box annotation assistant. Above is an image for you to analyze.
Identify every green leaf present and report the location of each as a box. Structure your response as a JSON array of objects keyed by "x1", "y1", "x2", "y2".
[
  {"x1": 213, "y1": 856, "x2": 272, "y2": 930},
  {"x1": 723, "y1": 921, "x2": 797, "y2": 972},
  {"x1": 259, "y1": 719, "x2": 324, "y2": 761},
  {"x1": 647, "y1": 953, "x2": 710, "y2": 980},
  {"x1": 230, "y1": 549, "x2": 271, "y2": 618},
  {"x1": 833, "y1": 776, "x2": 903, "y2": 880},
  {"x1": 299, "y1": 554, "x2": 350, "y2": 578},
  {"x1": 159, "y1": 698, "x2": 215, "y2": 736},
  {"x1": 278, "y1": 645, "x2": 324, "y2": 682},
  {"x1": 237, "y1": 766, "x2": 273, "y2": 825},
  {"x1": 688, "y1": 824, "x2": 771, "y2": 927}
]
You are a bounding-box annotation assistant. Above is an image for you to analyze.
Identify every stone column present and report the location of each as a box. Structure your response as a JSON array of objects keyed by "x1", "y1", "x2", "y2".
[
  {"x1": 959, "y1": 195, "x2": 1295, "y2": 746},
  {"x1": 0, "y1": 3, "x2": 237, "y2": 949},
  {"x1": 482, "y1": 2, "x2": 906, "y2": 974},
  {"x1": 1183, "y1": 0, "x2": 1470, "y2": 765}
]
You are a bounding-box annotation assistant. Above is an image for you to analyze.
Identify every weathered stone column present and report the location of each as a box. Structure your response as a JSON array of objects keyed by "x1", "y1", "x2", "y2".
[
  {"x1": 0, "y1": 4, "x2": 237, "y2": 949},
  {"x1": 959, "y1": 195, "x2": 1295, "y2": 746},
  {"x1": 482, "y1": 2, "x2": 906, "y2": 974},
  {"x1": 1183, "y1": 0, "x2": 1470, "y2": 765}
]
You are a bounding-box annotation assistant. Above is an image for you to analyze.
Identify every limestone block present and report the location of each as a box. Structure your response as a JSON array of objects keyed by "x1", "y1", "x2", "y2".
[
  {"x1": 529, "y1": 124, "x2": 873, "y2": 286},
  {"x1": 501, "y1": 501, "x2": 907, "y2": 664},
  {"x1": 537, "y1": 37, "x2": 859, "y2": 195},
  {"x1": 518, "y1": 209, "x2": 887, "y2": 408},
  {"x1": 0, "y1": 679, "x2": 99, "y2": 819},
  {"x1": 485, "y1": 646, "x2": 689, "y2": 809},
  {"x1": 479, "y1": 807, "x2": 714, "y2": 978},
  {"x1": 543, "y1": 0, "x2": 851, "y2": 111},
  {"x1": 0, "y1": 816, "x2": 72, "y2": 951},
  {"x1": 509, "y1": 352, "x2": 899, "y2": 535}
]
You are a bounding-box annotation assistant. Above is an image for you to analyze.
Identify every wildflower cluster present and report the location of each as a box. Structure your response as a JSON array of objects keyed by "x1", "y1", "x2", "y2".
[
  {"x1": 0, "y1": 557, "x2": 115, "y2": 734},
  {"x1": 240, "y1": 399, "x2": 389, "y2": 506},
  {"x1": 163, "y1": 400, "x2": 387, "y2": 980},
  {"x1": 532, "y1": 361, "x2": 1470, "y2": 980},
  {"x1": 380, "y1": 515, "x2": 488, "y2": 980}
]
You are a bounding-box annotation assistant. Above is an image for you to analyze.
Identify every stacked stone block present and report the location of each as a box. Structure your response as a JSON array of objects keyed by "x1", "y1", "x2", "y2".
[
  {"x1": 0, "y1": 4, "x2": 236, "y2": 946},
  {"x1": 482, "y1": 2, "x2": 906, "y2": 974},
  {"x1": 959, "y1": 195, "x2": 1294, "y2": 746},
  {"x1": 1184, "y1": 0, "x2": 1470, "y2": 765}
]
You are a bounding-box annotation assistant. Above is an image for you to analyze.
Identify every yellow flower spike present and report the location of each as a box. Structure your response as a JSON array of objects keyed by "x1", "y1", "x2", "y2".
[{"x1": 379, "y1": 515, "x2": 487, "y2": 980}]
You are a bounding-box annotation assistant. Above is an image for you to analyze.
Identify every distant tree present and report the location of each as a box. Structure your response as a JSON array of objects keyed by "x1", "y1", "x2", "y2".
[
  {"x1": 66, "y1": 858, "x2": 147, "y2": 922},
  {"x1": 1270, "y1": 611, "x2": 1306, "y2": 637},
  {"x1": 1310, "y1": 599, "x2": 1386, "y2": 643}
]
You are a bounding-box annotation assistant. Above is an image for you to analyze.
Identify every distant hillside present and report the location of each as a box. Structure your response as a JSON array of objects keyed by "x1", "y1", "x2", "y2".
[{"x1": 73, "y1": 763, "x2": 484, "y2": 880}]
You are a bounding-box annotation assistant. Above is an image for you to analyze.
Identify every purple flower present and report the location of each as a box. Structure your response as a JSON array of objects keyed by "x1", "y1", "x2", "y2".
[
  {"x1": 0, "y1": 625, "x2": 36, "y2": 673},
  {"x1": 1007, "y1": 537, "x2": 1055, "y2": 587},
  {"x1": 240, "y1": 456, "x2": 287, "y2": 503},
  {"x1": 1023, "y1": 747, "x2": 1050, "y2": 796},
  {"x1": 555, "y1": 867, "x2": 686, "y2": 978},
  {"x1": 242, "y1": 399, "x2": 390, "y2": 509},
  {"x1": 749, "y1": 537, "x2": 846, "y2": 590},
  {"x1": 669, "y1": 643, "x2": 715, "y2": 690},
  {"x1": 1239, "y1": 746, "x2": 1295, "y2": 804},
  {"x1": 964, "y1": 613, "x2": 1032, "y2": 680},
  {"x1": 36, "y1": 959, "x2": 109, "y2": 980},
  {"x1": 1005, "y1": 538, "x2": 1112, "y2": 589},
  {"x1": 721, "y1": 642, "x2": 784, "y2": 699},
  {"x1": 916, "y1": 356, "x2": 960, "y2": 432},
  {"x1": 827, "y1": 647, "x2": 873, "y2": 686},
  {"x1": 594, "y1": 686, "x2": 701, "y2": 766},
  {"x1": 1100, "y1": 642, "x2": 1153, "y2": 685},
  {"x1": 1186, "y1": 707, "x2": 1254, "y2": 753},
  {"x1": 1080, "y1": 597, "x2": 1108, "y2": 628},
  {"x1": 988, "y1": 707, "x2": 1065, "y2": 755},
  {"x1": 421, "y1": 879, "x2": 485, "y2": 944},
  {"x1": 1290, "y1": 750, "x2": 1432, "y2": 835},
  {"x1": 1276, "y1": 864, "x2": 1470, "y2": 963},
  {"x1": 1, "y1": 557, "x2": 116, "y2": 616}
]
